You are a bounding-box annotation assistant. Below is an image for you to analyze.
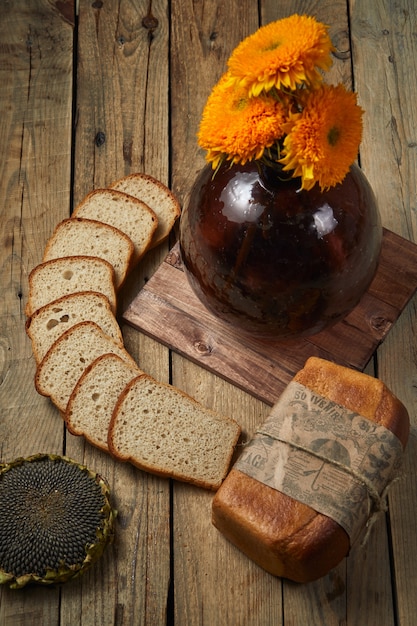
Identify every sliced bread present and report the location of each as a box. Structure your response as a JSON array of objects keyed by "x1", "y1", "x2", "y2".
[
  {"x1": 65, "y1": 353, "x2": 142, "y2": 452},
  {"x1": 108, "y1": 375, "x2": 241, "y2": 490},
  {"x1": 42, "y1": 217, "x2": 134, "y2": 288},
  {"x1": 72, "y1": 189, "x2": 158, "y2": 263},
  {"x1": 26, "y1": 256, "x2": 117, "y2": 317},
  {"x1": 26, "y1": 291, "x2": 123, "y2": 364},
  {"x1": 109, "y1": 173, "x2": 181, "y2": 248},
  {"x1": 35, "y1": 321, "x2": 137, "y2": 414}
]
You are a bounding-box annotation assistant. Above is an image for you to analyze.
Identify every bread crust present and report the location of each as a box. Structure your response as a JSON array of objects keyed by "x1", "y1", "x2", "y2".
[
  {"x1": 108, "y1": 374, "x2": 241, "y2": 490},
  {"x1": 109, "y1": 172, "x2": 181, "y2": 248},
  {"x1": 25, "y1": 255, "x2": 117, "y2": 317},
  {"x1": 72, "y1": 188, "x2": 159, "y2": 263},
  {"x1": 65, "y1": 353, "x2": 141, "y2": 450},
  {"x1": 212, "y1": 357, "x2": 410, "y2": 582},
  {"x1": 34, "y1": 321, "x2": 137, "y2": 413},
  {"x1": 42, "y1": 217, "x2": 135, "y2": 288},
  {"x1": 25, "y1": 291, "x2": 123, "y2": 364}
]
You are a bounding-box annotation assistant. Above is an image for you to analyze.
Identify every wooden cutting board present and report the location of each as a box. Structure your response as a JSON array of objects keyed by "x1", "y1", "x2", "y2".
[{"x1": 123, "y1": 228, "x2": 417, "y2": 405}]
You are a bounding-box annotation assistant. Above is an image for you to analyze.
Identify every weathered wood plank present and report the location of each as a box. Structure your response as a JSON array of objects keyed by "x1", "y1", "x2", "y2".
[
  {"x1": 0, "y1": 0, "x2": 73, "y2": 623},
  {"x1": 351, "y1": 1, "x2": 417, "y2": 624},
  {"x1": 167, "y1": 1, "x2": 402, "y2": 624},
  {"x1": 61, "y1": 1, "x2": 172, "y2": 624},
  {"x1": 169, "y1": 1, "x2": 286, "y2": 624},
  {"x1": 1, "y1": 0, "x2": 416, "y2": 624},
  {"x1": 0, "y1": 0, "x2": 74, "y2": 452}
]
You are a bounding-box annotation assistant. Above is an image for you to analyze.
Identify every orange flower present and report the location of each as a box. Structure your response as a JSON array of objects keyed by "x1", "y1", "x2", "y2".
[
  {"x1": 198, "y1": 72, "x2": 287, "y2": 168},
  {"x1": 227, "y1": 15, "x2": 334, "y2": 96},
  {"x1": 279, "y1": 84, "x2": 364, "y2": 190}
]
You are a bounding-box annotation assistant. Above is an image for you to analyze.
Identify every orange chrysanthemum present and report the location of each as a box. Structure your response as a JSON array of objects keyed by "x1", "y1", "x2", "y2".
[
  {"x1": 279, "y1": 84, "x2": 363, "y2": 190},
  {"x1": 226, "y1": 15, "x2": 334, "y2": 96},
  {"x1": 198, "y1": 72, "x2": 287, "y2": 169}
]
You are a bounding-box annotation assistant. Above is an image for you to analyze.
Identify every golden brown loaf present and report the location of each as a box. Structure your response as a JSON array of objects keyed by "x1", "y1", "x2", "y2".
[{"x1": 212, "y1": 356, "x2": 410, "y2": 582}]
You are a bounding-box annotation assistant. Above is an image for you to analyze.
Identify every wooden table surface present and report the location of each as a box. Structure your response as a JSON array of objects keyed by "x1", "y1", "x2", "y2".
[{"x1": 1, "y1": 1, "x2": 416, "y2": 624}]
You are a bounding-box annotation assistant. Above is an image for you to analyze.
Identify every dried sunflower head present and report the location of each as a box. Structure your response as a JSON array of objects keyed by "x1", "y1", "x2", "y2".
[{"x1": 0, "y1": 454, "x2": 116, "y2": 589}]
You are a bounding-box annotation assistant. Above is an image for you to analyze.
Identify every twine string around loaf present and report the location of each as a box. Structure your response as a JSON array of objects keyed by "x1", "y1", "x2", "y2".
[
  {"x1": 255, "y1": 426, "x2": 404, "y2": 546},
  {"x1": 359, "y1": 473, "x2": 403, "y2": 547}
]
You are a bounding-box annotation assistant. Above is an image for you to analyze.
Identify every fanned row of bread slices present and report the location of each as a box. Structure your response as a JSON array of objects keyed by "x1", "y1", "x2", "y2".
[{"x1": 25, "y1": 173, "x2": 241, "y2": 490}]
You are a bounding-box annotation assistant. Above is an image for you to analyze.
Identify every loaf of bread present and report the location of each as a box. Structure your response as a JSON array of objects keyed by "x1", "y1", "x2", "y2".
[
  {"x1": 26, "y1": 256, "x2": 117, "y2": 317},
  {"x1": 110, "y1": 173, "x2": 181, "y2": 248},
  {"x1": 212, "y1": 357, "x2": 410, "y2": 582},
  {"x1": 42, "y1": 217, "x2": 134, "y2": 288},
  {"x1": 108, "y1": 374, "x2": 241, "y2": 490},
  {"x1": 35, "y1": 321, "x2": 137, "y2": 414},
  {"x1": 26, "y1": 291, "x2": 123, "y2": 364},
  {"x1": 71, "y1": 189, "x2": 158, "y2": 263},
  {"x1": 65, "y1": 353, "x2": 142, "y2": 451}
]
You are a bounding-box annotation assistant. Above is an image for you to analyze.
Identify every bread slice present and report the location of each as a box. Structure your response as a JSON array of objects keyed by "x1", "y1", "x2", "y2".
[
  {"x1": 26, "y1": 291, "x2": 123, "y2": 364},
  {"x1": 65, "y1": 354, "x2": 142, "y2": 452},
  {"x1": 26, "y1": 256, "x2": 117, "y2": 317},
  {"x1": 42, "y1": 217, "x2": 134, "y2": 288},
  {"x1": 108, "y1": 375, "x2": 241, "y2": 490},
  {"x1": 212, "y1": 356, "x2": 410, "y2": 582},
  {"x1": 109, "y1": 173, "x2": 181, "y2": 248},
  {"x1": 72, "y1": 189, "x2": 158, "y2": 263},
  {"x1": 35, "y1": 321, "x2": 137, "y2": 414}
]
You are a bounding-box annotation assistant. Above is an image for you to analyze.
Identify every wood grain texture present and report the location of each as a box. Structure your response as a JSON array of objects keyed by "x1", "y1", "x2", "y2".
[
  {"x1": 167, "y1": 0, "x2": 413, "y2": 625},
  {"x1": 63, "y1": 1, "x2": 172, "y2": 625},
  {"x1": 169, "y1": 2, "x2": 285, "y2": 624},
  {"x1": 1, "y1": 0, "x2": 416, "y2": 624},
  {"x1": 351, "y1": 2, "x2": 417, "y2": 624},
  {"x1": 0, "y1": 0, "x2": 73, "y2": 623}
]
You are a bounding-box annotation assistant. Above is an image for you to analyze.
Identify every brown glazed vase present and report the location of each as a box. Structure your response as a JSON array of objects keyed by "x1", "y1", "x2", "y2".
[{"x1": 179, "y1": 160, "x2": 382, "y2": 340}]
